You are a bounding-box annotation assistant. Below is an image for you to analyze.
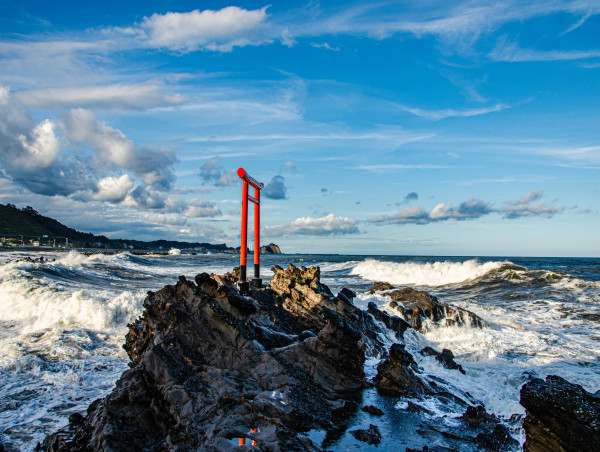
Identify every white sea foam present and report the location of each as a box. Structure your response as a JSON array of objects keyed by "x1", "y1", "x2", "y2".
[
  {"x1": 350, "y1": 258, "x2": 507, "y2": 286},
  {"x1": 0, "y1": 264, "x2": 143, "y2": 333},
  {"x1": 399, "y1": 296, "x2": 600, "y2": 423},
  {"x1": 0, "y1": 253, "x2": 146, "y2": 450}
]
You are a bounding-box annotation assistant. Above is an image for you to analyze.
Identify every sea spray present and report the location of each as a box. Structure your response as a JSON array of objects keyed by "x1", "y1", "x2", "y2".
[{"x1": 350, "y1": 258, "x2": 508, "y2": 286}]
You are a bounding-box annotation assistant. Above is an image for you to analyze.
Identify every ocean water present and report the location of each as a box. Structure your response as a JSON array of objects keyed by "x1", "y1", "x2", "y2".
[{"x1": 0, "y1": 251, "x2": 599, "y2": 450}]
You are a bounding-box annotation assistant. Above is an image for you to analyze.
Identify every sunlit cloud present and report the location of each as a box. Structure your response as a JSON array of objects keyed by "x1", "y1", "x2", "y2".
[
  {"x1": 134, "y1": 6, "x2": 271, "y2": 52},
  {"x1": 264, "y1": 213, "x2": 359, "y2": 236}
]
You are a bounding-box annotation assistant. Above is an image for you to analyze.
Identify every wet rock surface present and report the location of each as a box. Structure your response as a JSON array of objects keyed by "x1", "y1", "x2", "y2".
[
  {"x1": 361, "y1": 405, "x2": 384, "y2": 416},
  {"x1": 38, "y1": 264, "x2": 535, "y2": 451},
  {"x1": 349, "y1": 424, "x2": 382, "y2": 445},
  {"x1": 420, "y1": 346, "x2": 466, "y2": 374},
  {"x1": 381, "y1": 287, "x2": 486, "y2": 331},
  {"x1": 374, "y1": 343, "x2": 429, "y2": 396},
  {"x1": 520, "y1": 375, "x2": 600, "y2": 452},
  {"x1": 42, "y1": 265, "x2": 373, "y2": 451}
]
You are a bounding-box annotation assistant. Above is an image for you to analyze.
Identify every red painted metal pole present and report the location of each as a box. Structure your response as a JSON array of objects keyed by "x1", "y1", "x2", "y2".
[
  {"x1": 253, "y1": 186, "x2": 261, "y2": 286},
  {"x1": 240, "y1": 179, "x2": 248, "y2": 281}
]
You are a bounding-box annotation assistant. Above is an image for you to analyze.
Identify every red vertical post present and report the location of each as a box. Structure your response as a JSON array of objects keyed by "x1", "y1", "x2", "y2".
[
  {"x1": 237, "y1": 167, "x2": 263, "y2": 292},
  {"x1": 240, "y1": 179, "x2": 248, "y2": 281},
  {"x1": 253, "y1": 186, "x2": 261, "y2": 286}
]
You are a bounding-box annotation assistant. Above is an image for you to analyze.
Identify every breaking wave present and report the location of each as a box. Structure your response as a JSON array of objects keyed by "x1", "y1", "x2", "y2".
[{"x1": 350, "y1": 258, "x2": 511, "y2": 287}]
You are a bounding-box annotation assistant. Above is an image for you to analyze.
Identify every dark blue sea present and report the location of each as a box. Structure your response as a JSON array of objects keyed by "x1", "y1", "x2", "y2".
[{"x1": 1, "y1": 251, "x2": 598, "y2": 450}]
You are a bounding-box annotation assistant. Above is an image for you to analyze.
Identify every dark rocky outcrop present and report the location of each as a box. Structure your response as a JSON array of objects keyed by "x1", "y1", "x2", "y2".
[
  {"x1": 361, "y1": 405, "x2": 384, "y2": 416},
  {"x1": 39, "y1": 263, "x2": 529, "y2": 451},
  {"x1": 260, "y1": 243, "x2": 282, "y2": 254},
  {"x1": 473, "y1": 424, "x2": 519, "y2": 452},
  {"x1": 373, "y1": 343, "x2": 429, "y2": 396},
  {"x1": 270, "y1": 264, "x2": 390, "y2": 357},
  {"x1": 42, "y1": 266, "x2": 370, "y2": 451},
  {"x1": 420, "y1": 346, "x2": 466, "y2": 374},
  {"x1": 384, "y1": 287, "x2": 486, "y2": 331},
  {"x1": 349, "y1": 424, "x2": 382, "y2": 445},
  {"x1": 367, "y1": 302, "x2": 411, "y2": 340},
  {"x1": 367, "y1": 281, "x2": 394, "y2": 294},
  {"x1": 520, "y1": 375, "x2": 600, "y2": 452}
]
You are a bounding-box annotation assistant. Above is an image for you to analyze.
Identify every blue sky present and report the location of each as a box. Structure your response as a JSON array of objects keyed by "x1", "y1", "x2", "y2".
[{"x1": 0, "y1": 0, "x2": 599, "y2": 256}]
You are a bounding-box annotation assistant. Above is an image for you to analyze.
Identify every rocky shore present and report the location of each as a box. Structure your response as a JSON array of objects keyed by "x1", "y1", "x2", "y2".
[
  {"x1": 520, "y1": 375, "x2": 600, "y2": 451},
  {"x1": 38, "y1": 265, "x2": 595, "y2": 451}
]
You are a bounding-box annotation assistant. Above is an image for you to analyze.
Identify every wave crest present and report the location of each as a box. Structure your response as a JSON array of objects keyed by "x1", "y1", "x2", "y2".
[{"x1": 350, "y1": 259, "x2": 510, "y2": 287}]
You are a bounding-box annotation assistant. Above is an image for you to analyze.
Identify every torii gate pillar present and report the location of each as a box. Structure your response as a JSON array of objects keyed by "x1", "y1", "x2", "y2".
[{"x1": 237, "y1": 168, "x2": 264, "y2": 292}]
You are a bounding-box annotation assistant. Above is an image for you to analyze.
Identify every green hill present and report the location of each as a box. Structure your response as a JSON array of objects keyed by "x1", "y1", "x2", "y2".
[
  {"x1": 0, "y1": 203, "x2": 112, "y2": 246},
  {"x1": 0, "y1": 203, "x2": 235, "y2": 252}
]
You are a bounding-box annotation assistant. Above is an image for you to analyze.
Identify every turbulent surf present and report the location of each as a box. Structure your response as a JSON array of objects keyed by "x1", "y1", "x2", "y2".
[{"x1": 0, "y1": 251, "x2": 598, "y2": 450}]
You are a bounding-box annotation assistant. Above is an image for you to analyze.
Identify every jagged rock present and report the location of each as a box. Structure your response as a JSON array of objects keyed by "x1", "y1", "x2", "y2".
[
  {"x1": 350, "y1": 424, "x2": 382, "y2": 445},
  {"x1": 520, "y1": 375, "x2": 600, "y2": 452},
  {"x1": 269, "y1": 264, "x2": 390, "y2": 356},
  {"x1": 367, "y1": 281, "x2": 394, "y2": 294},
  {"x1": 68, "y1": 413, "x2": 83, "y2": 428},
  {"x1": 41, "y1": 263, "x2": 525, "y2": 452},
  {"x1": 474, "y1": 424, "x2": 519, "y2": 452},
  {"x1": 420, "y1": 346, "x2": 465, "y2": 374},
  {"x1": 260, "y1": 243, "x2": 282, "y2": 254},
  {"x1": 368, "y1": 302, "x2": 410, "y2": 339},
  {"x1": 385, "y1": 287, "x2": 485, "y2": 331},
  {"x1": 460, "y1": 404, "x2": 493, "y2": 425},
  {"x1": 42, "y1": 267, "x2": 368, "y2": 451},
  {"x1": 361, "y1": 405, "x2": 384, "y2": 416},
  {"x1": 338, "y1": 287, "x2": 356, "y2": 301},
  {"x1": 271, "y1": 309, "x2": 366, "y2": 397},
  {"x1": 270, "y1": 264, "x2": 357, "y2": 329},
  {"x1": 373, "y1": 343, "x2": 428, "y2": 396}
]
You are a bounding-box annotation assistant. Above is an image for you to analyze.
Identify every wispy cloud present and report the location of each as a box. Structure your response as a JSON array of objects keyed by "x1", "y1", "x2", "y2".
[
  {"x1": 15, "y1": 84, "x2": 185, "y2": 110},
  {"x1": 198, "y1": 157, "x2": 237, "y2": 187},
  {"x1": 395, "y1": 102, "x2": 509, "y2": 120},
  {"x1": 356, "y1": 164, "x2": 453, "y2": 173},
  {"x1": 501, "y1": 190, "x2": 565, "y2": 219},
  {"x1": 491, "y1": 143, "x2": 600, "y2": 164},
  {"x1": 310, "y1": 42, "x2": 340, "y2": 51},
  {"x1": 185, "y1": 130, "x2": 431, "y2": 143},
  {"x1": 490, "y1": 40, "x2": 600, "y2": 62},
  {"x1": 278, "y1": 1, "x2": 600, "y2": 56}
]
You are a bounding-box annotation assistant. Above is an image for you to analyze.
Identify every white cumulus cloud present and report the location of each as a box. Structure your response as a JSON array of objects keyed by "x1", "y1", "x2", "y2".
[
  {"x1": 92, "y1": 175, "x2": 135, "y2": 202},
  {"x1": 139, "y1": 6, "x2": 271, "y2": 52}
]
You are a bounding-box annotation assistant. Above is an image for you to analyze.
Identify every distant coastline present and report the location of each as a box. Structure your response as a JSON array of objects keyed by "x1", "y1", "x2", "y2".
[{"x1": 0, "y1": 203, "x2": 282, "y2": 255}]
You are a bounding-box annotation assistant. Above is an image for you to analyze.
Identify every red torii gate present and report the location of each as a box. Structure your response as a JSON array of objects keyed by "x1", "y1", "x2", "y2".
[{"x1": 237, "y1": 167, "x2": 264, "y2": 290}]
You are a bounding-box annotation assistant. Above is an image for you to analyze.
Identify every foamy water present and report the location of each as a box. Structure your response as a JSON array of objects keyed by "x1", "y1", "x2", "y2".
[
  {"x1": 0, "y1": 251, "x2": 598, "y2": 450},
  {"x1": 350, "y1": 258, "x2": 507, "y2": 286}
]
